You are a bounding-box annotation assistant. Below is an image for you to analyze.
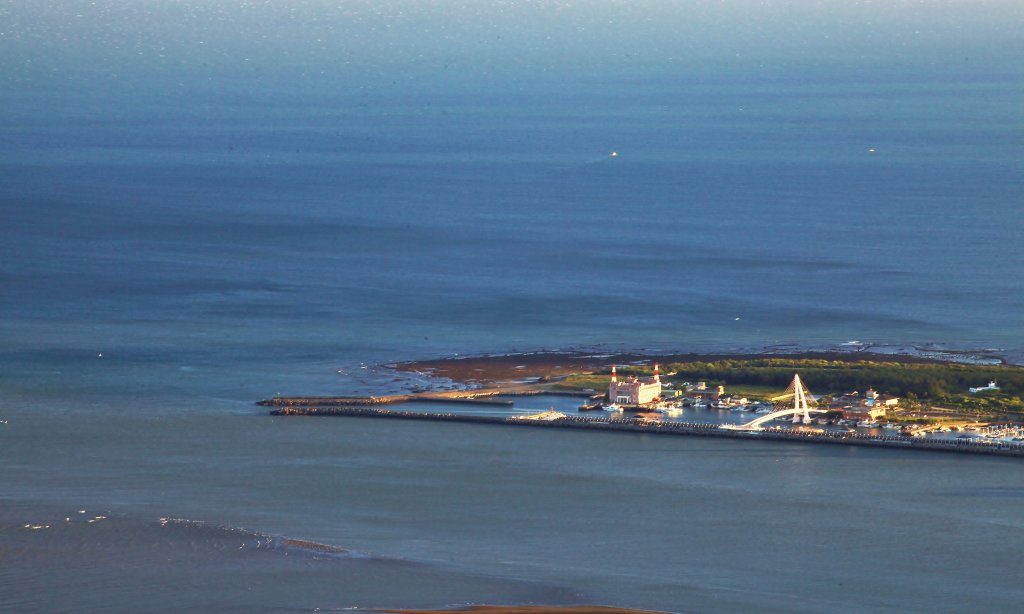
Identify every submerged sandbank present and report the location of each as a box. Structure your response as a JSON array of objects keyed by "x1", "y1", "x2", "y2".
[{"x1": 374, "y1": 606, "x2": 671, "y2": 614}]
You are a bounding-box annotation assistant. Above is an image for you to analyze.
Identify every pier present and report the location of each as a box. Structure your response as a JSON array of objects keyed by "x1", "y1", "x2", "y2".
[
  {"x1": 257, "y1": 389, "x2": 595, "y2": 408},
  {"x1": 268, "y1": 406, "x2": 1024, "y2": 458},
  {"x1": 258, "y1": 394, "x2": 514, "y2": 407}
]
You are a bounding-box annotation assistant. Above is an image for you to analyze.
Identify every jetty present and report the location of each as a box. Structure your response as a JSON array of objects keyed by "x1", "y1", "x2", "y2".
[
  {"x1": 257, "y1": 389, "x2": 596, "y2": 408},
  {"x1": 258, "y1": 394, "x2": 513, "y2": 407},
  {"x1": 268, "y1": 406, "x2": 1024, "y2": 458}
]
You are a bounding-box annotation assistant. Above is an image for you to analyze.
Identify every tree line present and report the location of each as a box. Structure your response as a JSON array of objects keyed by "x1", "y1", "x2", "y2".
[{"x1": 613, "y1": 358, "x2": 1024, "y2": 400}]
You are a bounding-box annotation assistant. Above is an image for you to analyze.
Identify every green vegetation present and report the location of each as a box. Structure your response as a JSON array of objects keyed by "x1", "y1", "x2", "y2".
[
  {"x1": 556, "y1": 358, "x2": 1024, "y2": 416},
  {"x1": 712, "y1": 384, "x2": 783, "y2": 398},
  {"x1": 553, "y1": 373, "x2": 611, "y2": 392}
]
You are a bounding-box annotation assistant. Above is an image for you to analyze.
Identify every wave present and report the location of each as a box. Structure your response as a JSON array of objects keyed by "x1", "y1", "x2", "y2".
[
  {"x1": 4, "y1": 510, "x2": 374, "y2": 564},
  {"x1": 5, "y1": 510, "x2": 586, "y2": 612},
  {"x1": 157, "y1": 517, "x2": 365, "y2": 561}
]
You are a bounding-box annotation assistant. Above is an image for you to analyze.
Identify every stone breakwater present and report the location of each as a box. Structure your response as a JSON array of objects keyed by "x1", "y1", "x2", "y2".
[
  {"x1": 268, "y1": 407, "x2": 1024, "y2": 458},
  {"x1": 257, "y1": 390, "x2": 595, "y2": 408},
  {"x1": 257, "y1": 395, "x2": 514, "y2": 407}
]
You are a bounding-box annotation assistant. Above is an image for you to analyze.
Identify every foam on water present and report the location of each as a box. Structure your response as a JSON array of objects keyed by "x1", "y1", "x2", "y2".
[{"x1": 0, "y1": 506, "x2": 586, "y2": 613}]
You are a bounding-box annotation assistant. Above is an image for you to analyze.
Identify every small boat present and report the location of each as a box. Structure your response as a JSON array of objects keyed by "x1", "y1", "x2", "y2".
[
  {"x1": 604, "y1": 404, "x2": 623, "y2": 412},
  {"x1": 513, "y1": 409, "x2": 567, "y2": 421}
]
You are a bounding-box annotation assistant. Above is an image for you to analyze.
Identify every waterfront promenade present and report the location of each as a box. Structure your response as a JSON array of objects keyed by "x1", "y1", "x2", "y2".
[{"x1": 268, "y1": 406, "x2": 1024, "y2": 458}]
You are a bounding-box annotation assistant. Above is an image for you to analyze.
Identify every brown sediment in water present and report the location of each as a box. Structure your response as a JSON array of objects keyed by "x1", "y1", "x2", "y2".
[
  {"x1": 394, "y1": 352, "x2": 633, "y2": 385},
  {"x1": 279, "y1": 537, "x2": 347, "y2": 554},
  {"x1": 372, "y1": 607, "x2": 672, "y2": 614}
]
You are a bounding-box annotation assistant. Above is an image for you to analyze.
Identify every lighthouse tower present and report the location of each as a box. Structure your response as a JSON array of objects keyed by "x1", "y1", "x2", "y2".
[{"x1": 608, "y1": 363, "x2": 662, "y2": 406}]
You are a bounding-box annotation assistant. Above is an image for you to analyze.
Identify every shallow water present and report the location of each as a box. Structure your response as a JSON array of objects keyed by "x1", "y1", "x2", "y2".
[
  {"x1": 5, "y1": 401, "x2": 1024, "y2": 613},
  {"x1": 3, "y1": 2, "x2": 1024, "y2": 611}
]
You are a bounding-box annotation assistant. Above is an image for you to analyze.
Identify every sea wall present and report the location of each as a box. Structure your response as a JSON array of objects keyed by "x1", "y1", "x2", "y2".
[
  {"x1": 268, "y1": 407, "x2": 1024, "y2": 458},
  {"x1": 258, "y1": 395, "x2": 514, "y2": 407},
  {"x1": 257, "y1": 389, "x2": 596, "y2": 408}
]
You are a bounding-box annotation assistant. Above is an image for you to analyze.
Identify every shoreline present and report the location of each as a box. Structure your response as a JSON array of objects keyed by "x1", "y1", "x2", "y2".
[
  {"x1": 268, "y1": 406, "x2": 1024, "y2": 458},
  {"x1": 259, "y1": 349, "x2": 1024, "y2": 456},
  {"x1": 371, "y1": 607, "x2": 672, "y2": 614},
  {"x1": 257, "y1": 389, "x2": 597, "y2": 408},
  {"x1": 390, "y1": 348, "x2": 1009, "y2": 389},
  {"x1": 380, "y1": 349, "x2": 1024, "y2": 421}
]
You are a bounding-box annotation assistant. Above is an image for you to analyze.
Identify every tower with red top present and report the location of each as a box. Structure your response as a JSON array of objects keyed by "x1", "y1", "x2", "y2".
[{"x1": 607, "y1": 363, "x2": 662, "y2": 406}]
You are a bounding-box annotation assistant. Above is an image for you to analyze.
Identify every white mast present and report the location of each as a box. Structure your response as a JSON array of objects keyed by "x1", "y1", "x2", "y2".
[{"x1": 791, "y1": 373, "x2": 812, "y2": 424}]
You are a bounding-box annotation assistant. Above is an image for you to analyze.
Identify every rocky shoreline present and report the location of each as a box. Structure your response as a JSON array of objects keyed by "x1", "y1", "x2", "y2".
[
  {"x1": 391, "y1": 348, "x2": 1006, "y2": 388},
  {"x1": 257, "y1": 394, "x2": 513, "y2": 407}
]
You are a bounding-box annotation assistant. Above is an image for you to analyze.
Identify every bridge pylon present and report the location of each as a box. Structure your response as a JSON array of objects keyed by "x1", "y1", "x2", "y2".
[
  {"x1": 788, "y1": 373, "x2": 813, "y2": 424},
  {"x1": 723, "y1": 373, "x2": 825, "y2": 431}
]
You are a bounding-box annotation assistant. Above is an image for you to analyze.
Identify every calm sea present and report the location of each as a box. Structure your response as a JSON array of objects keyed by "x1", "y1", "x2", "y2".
[{"x1": 3, "y1": 8, "x2": 1024, "y2": 611}]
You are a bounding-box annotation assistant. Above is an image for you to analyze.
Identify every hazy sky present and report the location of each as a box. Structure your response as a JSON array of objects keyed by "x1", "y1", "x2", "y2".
[{"x1": 3, "y1": 0, "x2": 1022, "y2": 94}]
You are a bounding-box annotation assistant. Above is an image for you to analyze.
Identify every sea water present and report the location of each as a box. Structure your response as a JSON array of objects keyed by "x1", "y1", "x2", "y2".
[{"x1": 3, "y1": 2, "x2": 1024, "y2": 611}]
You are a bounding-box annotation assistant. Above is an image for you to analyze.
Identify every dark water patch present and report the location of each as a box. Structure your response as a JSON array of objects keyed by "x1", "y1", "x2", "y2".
[
  {"x1": 946, "y1": 487, "x2": 1024, "y2": 499},
  {"x1": 0, "y1": 510, "x2": 587, "y2": 614}
]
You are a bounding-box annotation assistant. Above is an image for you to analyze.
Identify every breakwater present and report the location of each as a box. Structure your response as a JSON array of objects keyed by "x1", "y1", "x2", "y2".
[
  {"x1": 257, "y1": 395, "x2": 514, "y2": 407},
  {"x1": 268, "y1": 407, "x2": 1024, "y2": 458},
  {"x1": 258, "y1": 389, "x2": 596, "y2": 408}
]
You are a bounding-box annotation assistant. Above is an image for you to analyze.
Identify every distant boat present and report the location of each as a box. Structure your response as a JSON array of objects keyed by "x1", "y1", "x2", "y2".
[
  {"x1": 657, "y1": 405, "x2": 683, "y2": 416},
  {"x1": 604, "y1": 404, "x2": 623, "y2": 412}
]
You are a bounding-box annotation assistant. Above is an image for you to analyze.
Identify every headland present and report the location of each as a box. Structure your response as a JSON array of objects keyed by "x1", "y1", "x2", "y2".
[{"x1": 263, "y1": 350, "x2": 1024, "y2": 457}]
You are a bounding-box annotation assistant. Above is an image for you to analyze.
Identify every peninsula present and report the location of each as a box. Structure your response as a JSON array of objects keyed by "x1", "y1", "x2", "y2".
[{"x1": 263, "y1": 351, "x2": 1024, "y2": 457}]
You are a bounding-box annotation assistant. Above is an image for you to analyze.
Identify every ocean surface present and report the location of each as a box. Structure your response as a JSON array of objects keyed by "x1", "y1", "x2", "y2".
[{"x1": 3, "y1": 2, "x2": 1024, "y2": 612}]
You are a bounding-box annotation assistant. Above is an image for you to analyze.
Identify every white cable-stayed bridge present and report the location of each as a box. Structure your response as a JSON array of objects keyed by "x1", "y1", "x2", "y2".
[{"x1": 722, "y1": 373, "x2": 827, "y2": 431}]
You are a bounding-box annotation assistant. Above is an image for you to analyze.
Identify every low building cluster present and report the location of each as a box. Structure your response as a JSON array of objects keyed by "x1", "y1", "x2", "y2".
[
  {"x1": 680, "y1": 381, "x2": 726, "y2": 402},
  {"x1": 969, "y1": 381, "x2": 1000, "y2": 393},
  {"x1": 605, "y1": 368, "x2": 905, "y2": 427},
  {"x1": 829, "y1": 388, "x2": 899, "y2": 422},
  {"x1": 607, "y1": 366, "x2": 742, "y2": 408}
]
